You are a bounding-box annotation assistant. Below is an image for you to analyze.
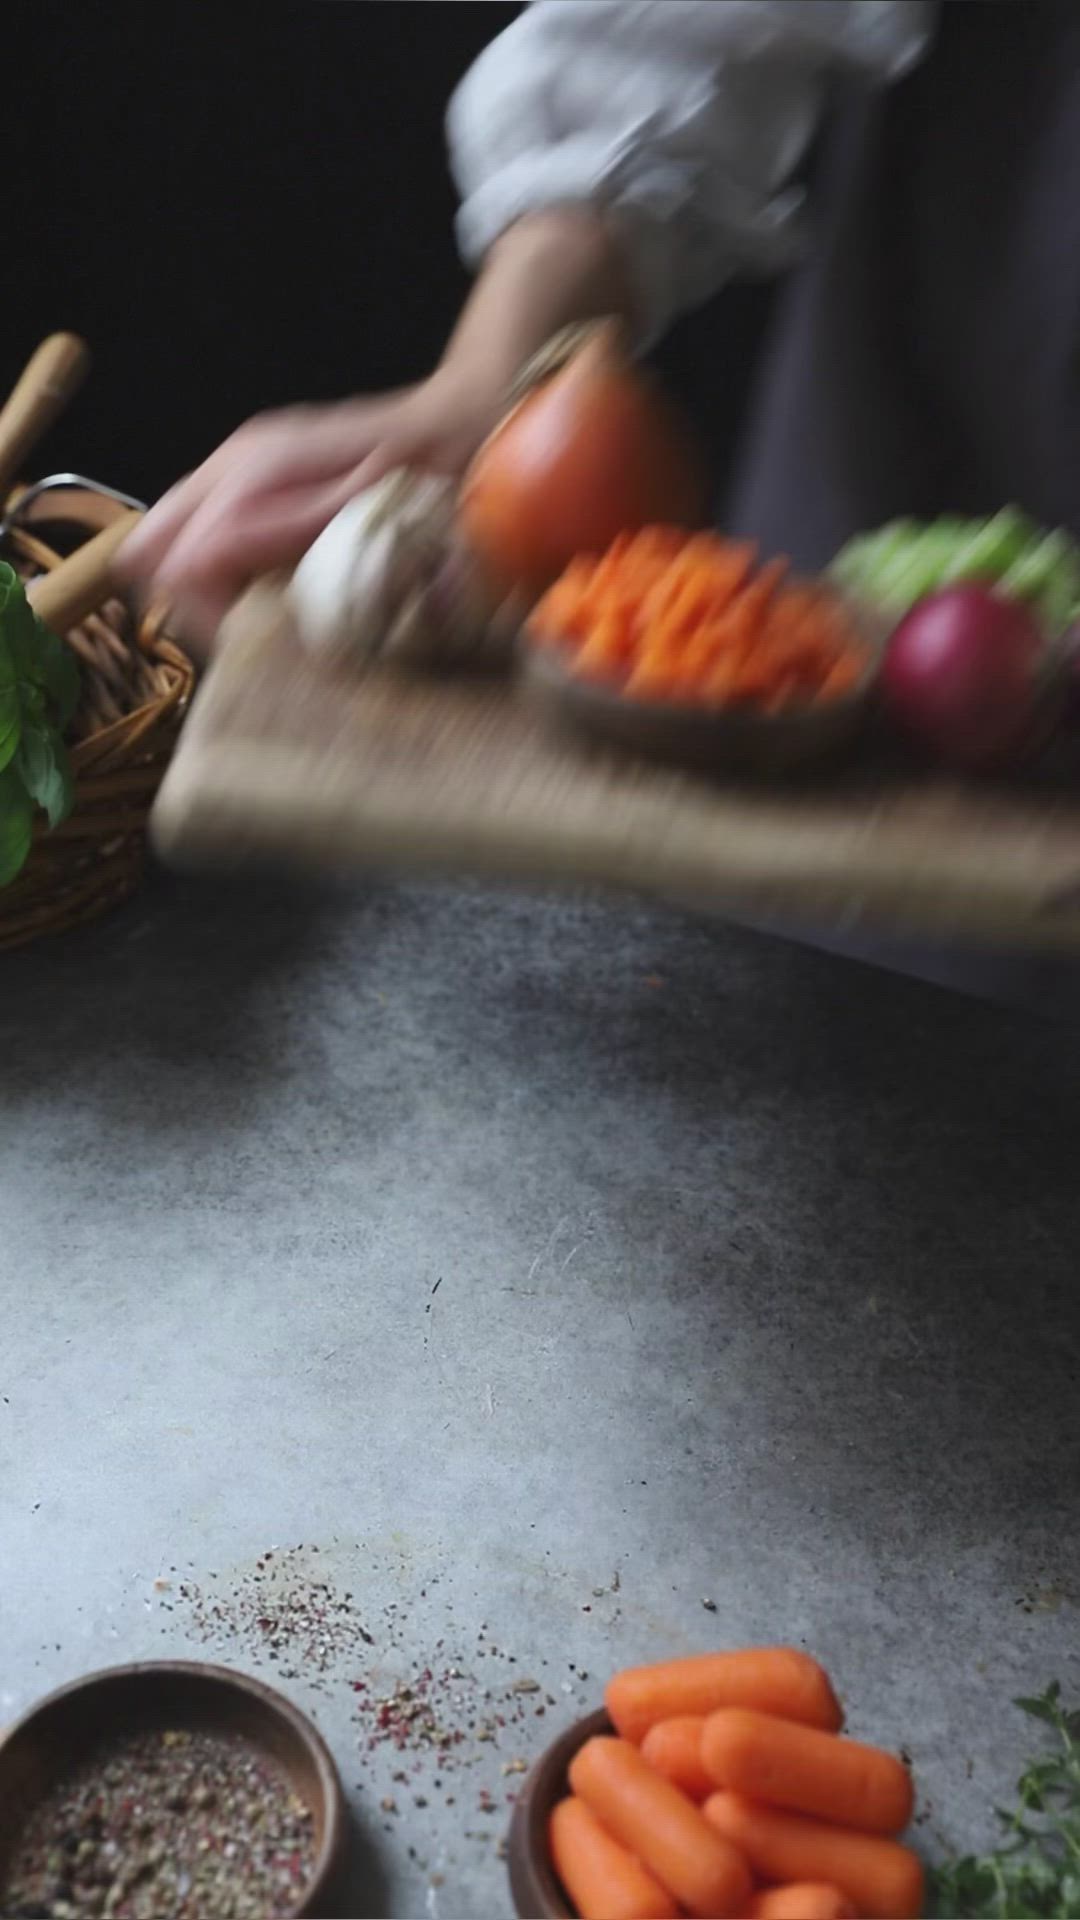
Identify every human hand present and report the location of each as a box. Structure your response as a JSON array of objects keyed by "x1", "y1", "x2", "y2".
[{"x1": 117, "y1": 371, "x2": 500, "y2": 647}]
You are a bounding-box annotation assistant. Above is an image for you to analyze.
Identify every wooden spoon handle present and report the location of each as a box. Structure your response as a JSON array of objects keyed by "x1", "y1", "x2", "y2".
[
  {"x1": 28, "y1": 510, "x2": 142, "y2": 632},
  {"x1": 0, "y1": 333, "x2": 93, "y2": 505}
]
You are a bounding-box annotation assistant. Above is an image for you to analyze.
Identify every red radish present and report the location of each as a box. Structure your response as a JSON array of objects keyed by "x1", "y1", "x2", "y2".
[{"x1": 881, "y1": 585, "x2": 1050, "y2": 768}]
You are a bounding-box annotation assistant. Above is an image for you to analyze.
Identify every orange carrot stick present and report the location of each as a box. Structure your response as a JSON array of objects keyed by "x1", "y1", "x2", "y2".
[
  {"x1": 701, "y1": 1709, "x2": 914, "y2": 1835},
  {"x1": 704, "y1": 1792, "x2": 925, "y2": 1920},
  {"x1": 622, "y1": 659, "x2": 687, "y2": 701},
  {"x1": 641, "y1": 1716, "x2": 713, "y2": 1801},
  {"x1": 570, "y1": 1736, "x2": 752, "y2": 1920},
  {"x1": 606, "y1": 1649, "x2": 843, "y2": 1745},
  {"x1": 548, "y1": 1796, "x2": 680, "y2": 1920},
  {"x1": 817, "y1": 656, "x2": 864, "y2": 699},
  {"x1": 531, "y1": 530, "x2": 866, "y2": 711},
  {"x1": 747, "y1": 1884, "x2": 856, "y2": 1919}
]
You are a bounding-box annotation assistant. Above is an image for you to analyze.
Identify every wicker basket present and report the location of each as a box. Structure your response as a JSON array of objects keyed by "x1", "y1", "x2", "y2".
[{"x1": 0, "y1": 485, "x2": 196, "y2": 950}]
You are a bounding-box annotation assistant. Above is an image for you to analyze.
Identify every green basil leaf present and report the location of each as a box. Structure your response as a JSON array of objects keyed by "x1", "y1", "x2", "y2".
[
  {"x1": 0, "y1": 561, "x2": 81, "y2": 853},
  {"x1": 0, "y1": 674, "x2": 18, "y2": 776},
  {"x1": 0, "y1": 764, "x2": 34, "y2": 886},
  {"x1": 1017, "y1": 1694, "x2": 1063, "y2": 1727},
  {"x1": 47, "y1": 746, "x2": 75, "y2": 830},
  {"x1": 16, "y1": 726, "x2": 74, "y2": 829},
  {"x1": 3, "y1": 580, "x2": 42, "y2": 682},
  {"x1": 0, "y1": 595, "x2": 18, "y2": 767},
  {"x1": 1059, "y1": 1869, "x2": 1080, "y2": 1915},
  {"x1": 33, "y1": 613, "x2": 80, "y2": 727},
  {"x1": 0, "y1": 564, "x2": 80, "y2": 725},
  {"x1": 19, "y1": 680, "x2": 45, "y2": 724}
]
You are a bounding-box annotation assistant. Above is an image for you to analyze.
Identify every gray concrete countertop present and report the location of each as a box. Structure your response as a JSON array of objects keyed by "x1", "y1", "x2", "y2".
[{"x1": 3, "y1": 870, "x2": 1079, "y2": 1917}]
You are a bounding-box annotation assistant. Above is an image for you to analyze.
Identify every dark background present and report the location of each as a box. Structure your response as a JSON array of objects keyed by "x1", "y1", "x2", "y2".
[{"x1": 4, "y1": 2, "x2": 774, "y2": 507}]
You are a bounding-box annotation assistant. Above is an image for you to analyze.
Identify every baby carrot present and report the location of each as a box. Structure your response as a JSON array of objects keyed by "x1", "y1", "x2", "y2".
[
  {"x1": 570, "y1": 1736, "x2": 752, "y2": 1920},
  {"x1": 641, "y1": 1715, "x2": 713, "y2": 1801},
  {"x1": 606, "y1": 1648, "x2": 843, "y2": 1745},
  {"x1": 747, "y1": 1884, "x2": 856, "y2": 1919},
  {"x1": 702, "y1": 1708, "x2": 914, "y2": 1834},
  {"x1": 704, "y1": 1792, "x2": 925, "y2": 1920},
  {"x1": 548, "y1": 1796, "x2": 680, "y2": 1920}
]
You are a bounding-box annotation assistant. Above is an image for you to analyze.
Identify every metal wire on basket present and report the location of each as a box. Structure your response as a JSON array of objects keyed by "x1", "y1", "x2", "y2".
[{"x1": 0, "y1": 471, "x2": 147, "y2": 547}]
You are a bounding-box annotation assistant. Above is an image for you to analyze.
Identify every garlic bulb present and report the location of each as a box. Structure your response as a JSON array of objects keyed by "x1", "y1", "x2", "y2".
[{"x1": 289, "y1": 470, "x2": 513, "y2": 670}]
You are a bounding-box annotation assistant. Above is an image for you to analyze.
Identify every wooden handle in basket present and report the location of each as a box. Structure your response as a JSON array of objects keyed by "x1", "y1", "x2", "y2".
[
  {"x1": 28, "y1": 510, "x2": 143, "y2": 632},
  {"x1": 0, "y1": 333, "x2": 93, "y2": 505}
]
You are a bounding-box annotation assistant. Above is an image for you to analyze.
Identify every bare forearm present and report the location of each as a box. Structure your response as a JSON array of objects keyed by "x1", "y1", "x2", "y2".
[
  {"x1": 435, "y1": 208, "x2": 636, "y2": 406},
  {"x1": 121, "y1": 215, "x2": 635, "y2": 638}
]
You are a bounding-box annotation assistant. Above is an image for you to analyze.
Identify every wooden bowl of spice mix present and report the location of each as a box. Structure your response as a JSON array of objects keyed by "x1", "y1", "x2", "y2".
[{"x1": 0, "y1": 1661, "x2": 348, "y2": 1919}]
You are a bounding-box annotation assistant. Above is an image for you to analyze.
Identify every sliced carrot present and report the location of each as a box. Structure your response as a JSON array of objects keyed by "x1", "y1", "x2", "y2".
[
  {"x1": 528, "y1": 606, "x2": 584, "y2": 649},
  {"x1": 734, "y1": 554, "x2": 789, "y2": 627},
  {"x1": 574, "y1": 611, "x2": 637, "y2": 678},
  {"x1": 641, "y1": 1715, "x2": 713, "y2": 1802},
  {"x1": 625, "y1": 525, "x2": 690, "y2": 562},
  {"x1": 720, "y1": 660, "x2": 785, "y2": 704},
  {"x1": 641, "y1": 536, "x2": 754, "y2": 614},
  {"x1": 643, "y1": 570, "x2": 731, "y2": 639},
  {"x1": 704, "y1": 1792, "x2": 924, "y2": 1920},
  {"x1": 570, "y1": 1736, "x2": 753, "y2": 1920},
  {"x1": 702, "y1": 1709, "x2": 913, "y2": 1835},
  {"x1": 548, "y1": 1796, "x2": 680, "y2": 1920},
  {"x1": 606, "y1": 1649, "x2": 843, "y2": 1745},
  {"x1": 688, "y1": 605, "x2": 758, "y2": 671},
  {"x1": 747, "y1": 1883, "x2": 856, "y2": 1919},
  {"x1": 531, "y1": 557, "x2": 595, "y2": 624},
  {"x1": 700, "y1": 657, "x2": 750, "y2": 702},
  {"x1": 774, "y1": 580, "x2": 825, "y2": 622},
  {"x1": 623, "y1": 659, "x2": 689, "y2": 701},
  {"x1": 816, "y1": 656, "x2": 864, "y2": 699},
  {"x1": 679, "y1": 622, "x2": 734, "y2": 676},
  {"x1": 588, "y1": 531, "x2": 676, "y2": 606},
  {"x1": 529, "y1": 529, "x2": 865, "y2": 713}
]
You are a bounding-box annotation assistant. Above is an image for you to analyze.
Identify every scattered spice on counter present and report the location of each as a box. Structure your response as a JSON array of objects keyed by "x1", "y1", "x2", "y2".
[
  {"x1": 175, "y1": 1546, "x2": 374, "y2": 1685},
  {"x1": 0, "y1": 1726, "x2": 315, "y2": 1920},
  {"x1": 350, "y1": 1645, "x2": 570, "y2": 1779},
  {"x1": 166, "y1": 1544, "x2": 603, "y2": 1861}
]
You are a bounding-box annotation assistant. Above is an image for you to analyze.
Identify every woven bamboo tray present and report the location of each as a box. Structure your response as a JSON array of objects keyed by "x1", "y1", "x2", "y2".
[{"x1": 0, "y1": 488, "x2": 195, "y2": 950}]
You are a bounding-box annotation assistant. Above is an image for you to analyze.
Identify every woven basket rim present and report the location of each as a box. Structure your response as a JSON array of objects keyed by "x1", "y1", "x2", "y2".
[{"x1": 0, "y1": 489, "x2": 196, "y2": 949}]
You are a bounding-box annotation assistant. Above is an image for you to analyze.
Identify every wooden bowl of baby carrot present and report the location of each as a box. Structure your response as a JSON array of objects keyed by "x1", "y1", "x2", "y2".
[
  {"x1": 525, "y1": 529, "x2": 881, "y2": 777},
  {"x1": 506, "y1": 1646, "x2": 925, "y2": 1920},
  {"x1": 508, "y1": 1707, "x2": 611, "y2": 1919}
]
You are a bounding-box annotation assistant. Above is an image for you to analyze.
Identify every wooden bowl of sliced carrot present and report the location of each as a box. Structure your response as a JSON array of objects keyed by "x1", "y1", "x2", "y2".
[
  {"x1": 525, "y1": 529, "x2": 881, "y2": 777},
  {"x1": 507, "y1": 1646, "x2": 926, "y2": 1920}
]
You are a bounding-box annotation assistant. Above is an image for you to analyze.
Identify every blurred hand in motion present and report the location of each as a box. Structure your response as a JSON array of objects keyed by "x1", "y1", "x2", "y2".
[
  {"x1": 117, "y1": 210, "x2": 632, "y2": 650},
  {"x1": 117, "y1": 371, "x2": 499, "y2": 649}
]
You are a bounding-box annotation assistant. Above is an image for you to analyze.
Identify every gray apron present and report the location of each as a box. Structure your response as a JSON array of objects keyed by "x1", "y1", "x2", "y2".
[
  {"x1": 727, "y1": 0, "x2": 1080, "y2": 1013},
  {"x1": 731, "y1": 0, "x2": 1080, "y2": 567}
]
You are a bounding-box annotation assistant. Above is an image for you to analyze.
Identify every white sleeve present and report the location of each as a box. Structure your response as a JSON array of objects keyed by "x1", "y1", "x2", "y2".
[{"x1": 448, "y1": 0, "x2": 932, "y2": 343}]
